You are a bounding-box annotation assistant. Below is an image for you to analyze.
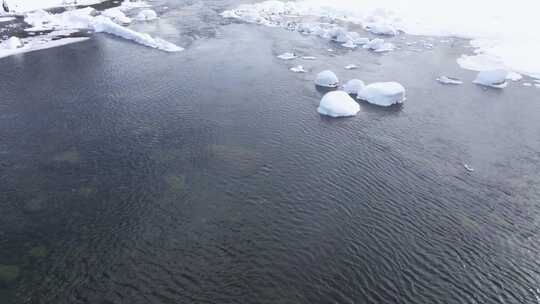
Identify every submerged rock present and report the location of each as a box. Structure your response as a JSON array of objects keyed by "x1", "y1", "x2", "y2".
[
  {"x1": 29, "y1": 246, "x2": 48, "y2": 258},
  {"x1": 315, "y1": 70, "x2": 339, "y2": 88},
  {"x1": 342, "y1": 79, "x2": 365, "y2": 95},
  {"x1": 357, "y1": 82, "x2": 406, "y2": 107},
  {"x1": 164, "y1": 174, "x2": 186, "y2": 192},
  {"x1": 473, "y1": 69, "x2": 508, "y2": 88},
  {"x1": 0, "y1": 265, "x2": 20, "y2": 283},
  {"x1": 317, "y1": 91, "x2": 360, "y2": 118}
]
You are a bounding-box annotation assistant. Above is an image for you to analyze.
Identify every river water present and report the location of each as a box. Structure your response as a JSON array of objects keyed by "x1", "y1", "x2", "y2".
[{"x1": 1, "y1": 1, "x2": 540, "y2": 303}]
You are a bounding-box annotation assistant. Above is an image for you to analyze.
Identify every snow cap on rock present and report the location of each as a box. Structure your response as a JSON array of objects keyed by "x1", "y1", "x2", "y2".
[
  {"x1": 315, "y1": 70, "x2": 339, "y2": 87},
  {"x1": 318, "y1": 91, "x2": 360, "y2": 117}
]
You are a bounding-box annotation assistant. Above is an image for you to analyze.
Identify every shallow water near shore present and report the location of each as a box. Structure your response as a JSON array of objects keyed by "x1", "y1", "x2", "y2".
[{"x1": 1, "y1": 1, "x2": 540, "y2": 303}]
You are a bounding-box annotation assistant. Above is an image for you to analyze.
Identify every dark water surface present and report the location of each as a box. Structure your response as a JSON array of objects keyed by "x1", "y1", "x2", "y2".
[{"x1": 1, "y1": 1, "x2": 540, "y2": 303}]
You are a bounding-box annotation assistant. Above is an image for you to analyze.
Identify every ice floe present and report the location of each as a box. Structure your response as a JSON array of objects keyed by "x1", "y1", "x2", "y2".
[
  {"x1": 473, "y1": 70, "x2": 508, "y2": 89},
  {"x1": 357, "y1": 82, "x2": 406, "y2": 107},
  {"x1": 315, "y1": 70, "x2": 339, "y2": 88},
  {"x1": 436, "y1": 76, "x2": 463, "y2": 85},
  {"x1": 342, "y1": 79, "x2": 365, "y2": 95},
  {"x1": 135, "y1": 9, "x2": 158, "y2": 21},
  {"x1": 290, "y1": 65, "x2": 305, "y2": 73},
  {"x1": 277, "y1": 52, "x2": 296, "y2": 60},
  {"x1": 317, "y1": 91, "x2": 360, "y2": 117}
]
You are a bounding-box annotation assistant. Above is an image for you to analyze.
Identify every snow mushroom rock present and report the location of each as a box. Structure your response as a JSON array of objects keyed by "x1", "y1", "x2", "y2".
[
  {"x1": 473, "y1": 69, "x2": 508, "y2": 88},
  {"x1": 342, "y1": 79, "x2": 365, "y2": 95},
  {"x1": 317, "y1": 91, "x2": 360, "y2": 118},
  {"x1": 357, "y1": 82, "x2": 406, "y2": 107},
  {"x1": 136, "y1": 9, "x2": 158, "y2": 21},
  {"x1": 315, "y1": 70, "x2": 339, "y2": 88}
]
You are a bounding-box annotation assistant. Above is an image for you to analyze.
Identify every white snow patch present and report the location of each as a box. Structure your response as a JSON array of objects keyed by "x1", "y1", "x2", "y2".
[
  {"x1": 221, "y1": 0, "x2": 540, "y2": 78},
  {"x1": 2, "y1": 36, "x2": 23, "y2": 49},
  {"x1": 20, "y1": 8, "x2": 182, "y2": 54},
  {"x1": 0, "y1": 17, "x2": 16, "y2": 22},
  {"x1": 4, "y1": 0, "x2": 106, "y2": 13},
  {"x1": 277, "y1": 52, "x2": 296, "y2": 60},
  {"x1": 344, "y1": 64, "x2": 357, "y2": 70},
  {"x1": 364, "y1": 38, "x2": 394, "y2": 53},
  {"x1": 436, "y1": 76, "x2": 463, "y2": 85},
  {"x1": 315, "y1": 70, "x2": 339, "y2": 88},
  {"x1": 473, "y1": 69, "x2": 508, "y2": 88},
  {"x1": 357, "y1": 82, "x2": 406, "y2": 107},
  {"x1": 317, "y1": 90, "x2": 360, "y2": 117},
  {"x1": 506, "y1": 71, "x2": 522, "y2": 81},
  {"x1": 0, "y1": 33, "x2": 88, "y2": 59},
  {"x1": 290, "y1": 65, "x2": 305, "y2": 73},
  {"x1": 301, "y1": 56, "x2": 316, "y2": 60},
  {"x1": 119, "y1": 0, "x2": 150, "y2": 11},
  {"x1": 342, "y1": 79, "x2": 365, "y2": 95},
  {"x1": 102, "y1": 7, "x2": 131, "y2": 24},
  {"x1": 135, "y1": 9, "x2": 157, "y2": 21}
]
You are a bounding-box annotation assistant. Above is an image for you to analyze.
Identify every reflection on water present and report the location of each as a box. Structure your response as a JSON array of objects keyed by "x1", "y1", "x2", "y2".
[{"x1": 1, "y1": 0, "x2": 540, "y2": 303}]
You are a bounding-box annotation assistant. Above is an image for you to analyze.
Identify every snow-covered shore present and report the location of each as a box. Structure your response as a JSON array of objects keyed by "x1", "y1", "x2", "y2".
[
  {"x1": 221, "y1": 0, "x2": 540, "y2": 79},
  {"x1": 2, "y1": 0, "x2": 106, "y2": 13}
]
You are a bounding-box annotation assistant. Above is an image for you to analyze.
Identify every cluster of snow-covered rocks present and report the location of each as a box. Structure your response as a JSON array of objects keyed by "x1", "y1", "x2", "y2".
[
  {"x1": 0, "y1": 1, "x2": 178, "y2": 59},
  {"x1": 312, "y1": 69, "x2": 405, "y2": 117}
]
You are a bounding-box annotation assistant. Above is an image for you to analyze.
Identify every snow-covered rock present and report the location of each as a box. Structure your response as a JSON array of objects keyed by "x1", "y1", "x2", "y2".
[
  {"x1": 20, "y1": 8, "x2": 182, "y2": 54},
  {"x1": 436, "y1": 76, "x2": 463, "y2": 85},
  {"x1": 473, "y1": 69, "x2": 508, "y2": 88},
  {"x1": 2, "y1": 36, "x2": 22, "y2": 49},
  {"x1": 342, "y1": 79, "x2": 365, "y2": 95},
  {"x1": 290, "y1": 65, "x2": 305, "y2": 73},
  {"x1": 135, "y1": 9, "x2": 157, "y2": 21},
  {"x1": 277, "y1": 52, "x2": 296, "y2": 60},
  {"x1": 317, "y1": 91, "x2": 360, "y2": 117},
  {"x1": 102, "y1": 7, "x2": 131, "y2": 24},
  {"x1": 315, "y1": 70, "x2": 339, "y2": 87},
  {"x1": 364, "y1": 38, "x2": 394, "y2": 52},
  {"x1": 357, "y1": 82, "x2": 406, "y2": 107}
]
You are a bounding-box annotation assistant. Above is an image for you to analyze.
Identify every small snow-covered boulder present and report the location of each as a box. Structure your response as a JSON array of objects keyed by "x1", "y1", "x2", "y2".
[
  {"x1": 136, "y1": 9, "x2": 157, "y2": 21},
  {"x1": 473, "y1": 70, "x2": 508, "y2": 88},
  {"x1": 364, "y1": 38, "x2": 394, "y2": 52},
  {"x1": 318, "y1": 91, "x2": 360, "y2": 117},
  {"x1": 357, "y1": 82, "x2": 406, "y2": 107},
  {"x1": 315, "y1": 70, "x2": 339, "y2": 88},
  {"x1": 342, "y1": 79, "x2": 365, "y2": 95},
  {"x1": 3, "y1": 36, "x2": 22, "y2": 49}
]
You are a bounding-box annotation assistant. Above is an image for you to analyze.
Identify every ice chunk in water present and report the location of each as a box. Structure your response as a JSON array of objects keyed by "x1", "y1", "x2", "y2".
[
  {"x1": 357, "y1": 82, "x2": 406, "y2": 107},
  {"x1": 437, "y1": 76, "x2": 463, "y2": 85},
  {"x1": 277, "y1": 52, "x2": 296, "y2": 60},
  {"x1": 473, "y1": 69, "x2": 508, "y2": 88},
  {"x1": 318, "y1": 91, "x2": 360, "y2": 118},
  {"x1": 290, "y1": 65, "x2": 305, "y2": 73}
]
